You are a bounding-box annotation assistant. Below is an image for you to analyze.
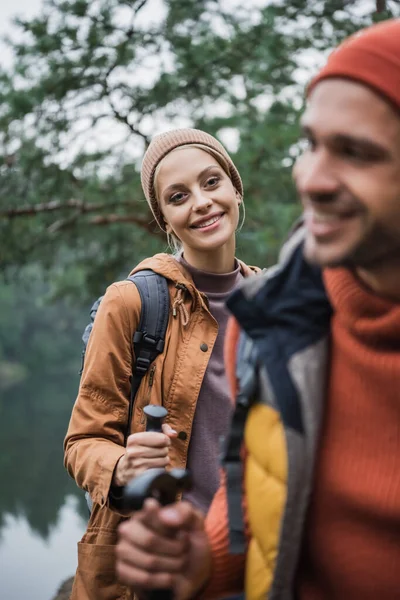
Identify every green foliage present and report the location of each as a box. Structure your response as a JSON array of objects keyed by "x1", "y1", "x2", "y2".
[{"x1": 0, "y1": 0, "x2": 399, "y2": 297}]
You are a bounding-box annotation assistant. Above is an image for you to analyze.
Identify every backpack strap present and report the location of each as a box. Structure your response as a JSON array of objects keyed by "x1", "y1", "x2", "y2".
[
  {"x1": 80, "y1": 296, "x2": 104, "y2": 375},
  {"x1": 222, "y1": 331, "x2": 258, "y2": 554},
  {"x1": 124, "y1": 270, "x2": 170, "y2": 444}
]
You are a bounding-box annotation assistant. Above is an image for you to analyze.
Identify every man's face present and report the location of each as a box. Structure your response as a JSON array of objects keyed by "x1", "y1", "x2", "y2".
[{"x1": 293, "y1": 79, "x2": 400, "y2": 269}]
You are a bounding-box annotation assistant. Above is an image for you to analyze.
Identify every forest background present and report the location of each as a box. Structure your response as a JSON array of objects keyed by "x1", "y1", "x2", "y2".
[{"x1": 0, "y1": 1, "x2": 399, "y2": 598}]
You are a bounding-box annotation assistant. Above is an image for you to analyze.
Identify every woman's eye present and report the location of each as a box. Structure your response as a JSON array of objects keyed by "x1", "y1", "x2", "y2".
[
  {"x1": 169, "y1": 192, "x2": 186, "y2": 203},
  {"x1": 206, "y1": 175, "x2": 220, "y2": 187}
]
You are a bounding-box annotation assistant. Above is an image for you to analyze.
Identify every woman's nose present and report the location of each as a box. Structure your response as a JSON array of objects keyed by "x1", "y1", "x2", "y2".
[{"x1": 192, "y1": 190, "x2": 212, "y2": 210}]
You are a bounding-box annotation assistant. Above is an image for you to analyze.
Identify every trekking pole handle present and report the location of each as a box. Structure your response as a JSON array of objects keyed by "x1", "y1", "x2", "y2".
[
  {"x1": 144, "y1": 405, "x2": 168, "y2": 433},
  {"x1": 126, "y1": 406, "x2": 188, "y2": 600},
  {"x1": 124, "y1": 468, "x2": 192, "y2": 600}
]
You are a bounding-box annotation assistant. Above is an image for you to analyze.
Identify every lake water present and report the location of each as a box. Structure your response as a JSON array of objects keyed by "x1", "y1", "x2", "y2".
[
  {"x1": 0, "y1": 497, "x2": 85, "y2": 600},
  {"x1": 0, "y1": 298, "x2": 88, "y2": 600}
]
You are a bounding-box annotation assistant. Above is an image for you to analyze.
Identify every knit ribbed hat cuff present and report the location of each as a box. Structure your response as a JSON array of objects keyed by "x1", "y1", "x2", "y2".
[
  {"x1": 308, "y1": 46, "x2": 400, "y2": 112},
  {"x1": 307, "y1": 20, "x2": 400, "y2": 114}
]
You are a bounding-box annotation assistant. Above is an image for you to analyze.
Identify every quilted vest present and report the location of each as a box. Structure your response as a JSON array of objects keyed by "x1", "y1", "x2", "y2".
[{"x1": 224, "y1": 227, "x2": 332, "y2": 599}]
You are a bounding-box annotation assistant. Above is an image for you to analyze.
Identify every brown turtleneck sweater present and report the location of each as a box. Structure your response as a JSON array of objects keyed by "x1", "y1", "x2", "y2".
[{"x1": 297, "y1": 267, "x2": 400, "y2": 599}]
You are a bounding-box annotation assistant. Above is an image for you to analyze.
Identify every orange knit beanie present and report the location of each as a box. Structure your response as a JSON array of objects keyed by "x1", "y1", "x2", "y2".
[
  {"x1": 308, "y1": 19, "x2": 400, "y2": 110},
  {"x1": 141, "y1": 128, "x2": 243, "y2": 230}
]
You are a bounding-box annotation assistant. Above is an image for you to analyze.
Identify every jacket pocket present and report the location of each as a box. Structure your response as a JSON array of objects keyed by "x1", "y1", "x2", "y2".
[{"x1": 73, "y1": 541, "x2": 130, "y2": 600}]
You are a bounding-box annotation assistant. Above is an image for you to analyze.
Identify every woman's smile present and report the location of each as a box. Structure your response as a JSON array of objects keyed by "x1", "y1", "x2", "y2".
[{"x1": 190, "y1": 212, "x2": 225, "y2": 231}]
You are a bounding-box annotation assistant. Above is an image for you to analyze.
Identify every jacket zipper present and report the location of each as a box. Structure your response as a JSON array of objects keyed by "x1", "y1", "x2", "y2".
[{"x1": 140, "y1": 364, "x2": 156, "y2": 424}]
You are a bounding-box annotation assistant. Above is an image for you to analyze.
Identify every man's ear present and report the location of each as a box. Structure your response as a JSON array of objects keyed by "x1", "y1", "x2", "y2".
[{"x1": 235, "y1": 190, "x2": 242, "y2": 205}]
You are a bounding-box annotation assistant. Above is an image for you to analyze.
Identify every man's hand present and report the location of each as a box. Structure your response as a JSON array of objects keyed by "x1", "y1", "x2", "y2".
[
  {"x1": 116, "y1": 500, "x2": 212, "y2": 600},
  {"x1": 113, "y1": 424, "x2": 177, "y2": 487}
]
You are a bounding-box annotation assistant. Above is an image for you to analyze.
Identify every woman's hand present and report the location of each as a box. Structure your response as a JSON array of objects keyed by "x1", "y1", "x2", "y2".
[
  {"x1": 116, "y1": 499, "x2": 212, "y2": 600},
  {"x1": 112, "y1": 424, "x2": 177, "y2": 487}
]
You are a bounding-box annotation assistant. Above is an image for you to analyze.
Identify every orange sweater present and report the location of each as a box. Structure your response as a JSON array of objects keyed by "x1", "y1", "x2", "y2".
[{"x1": 298, "y1": 268, "x2": 400, "y2": 599}]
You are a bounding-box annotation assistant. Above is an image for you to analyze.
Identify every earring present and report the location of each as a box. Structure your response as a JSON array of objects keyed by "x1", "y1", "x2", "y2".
[{"x1": 236, "y1": 198, "x2": 245, "y2": 232}]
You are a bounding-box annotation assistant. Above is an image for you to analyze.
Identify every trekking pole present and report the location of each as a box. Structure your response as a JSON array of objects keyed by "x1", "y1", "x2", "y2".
[
  {"x1": 124, "y1": 468, "x2": 192, "y2": 600},
  {"x1": 143, "y1": 404, "x2": 168, "y2": 433},
  {"x1": 123, "y1": 405, "x2": 192, "y2": 600}
]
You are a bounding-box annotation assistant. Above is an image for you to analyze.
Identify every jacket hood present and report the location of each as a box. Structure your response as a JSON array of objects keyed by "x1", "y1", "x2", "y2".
[{"x1": 227, "y1": 226, "x2": 332, "y2": 349}]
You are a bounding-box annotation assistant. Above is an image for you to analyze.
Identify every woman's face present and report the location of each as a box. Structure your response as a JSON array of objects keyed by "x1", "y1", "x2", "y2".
[{"x1": 156, "y1": 147, "x2": 240, "y2": 259}]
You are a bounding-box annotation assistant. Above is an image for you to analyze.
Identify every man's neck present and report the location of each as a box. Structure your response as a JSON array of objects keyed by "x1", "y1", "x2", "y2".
[{"x1": 356, "y1": 260, "x2": 400, "y2": 303}]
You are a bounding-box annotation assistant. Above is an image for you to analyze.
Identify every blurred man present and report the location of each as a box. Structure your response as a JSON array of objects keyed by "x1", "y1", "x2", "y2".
[{"x1": 115, "y1": 19, "x2": 400, "y2": 600}]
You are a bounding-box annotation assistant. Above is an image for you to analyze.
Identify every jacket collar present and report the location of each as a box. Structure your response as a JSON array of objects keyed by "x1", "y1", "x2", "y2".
[
  {"x1": 227, "y1": 226, "x2": 332, "y2": 350},
  {"x1": 130, "y1": 253, "x2": 259, "y2": 300}
]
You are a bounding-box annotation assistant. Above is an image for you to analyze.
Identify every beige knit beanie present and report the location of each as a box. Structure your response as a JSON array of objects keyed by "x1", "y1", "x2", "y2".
[{"x1": 141, "y1": 128, "x2": 243, "y2": 230}]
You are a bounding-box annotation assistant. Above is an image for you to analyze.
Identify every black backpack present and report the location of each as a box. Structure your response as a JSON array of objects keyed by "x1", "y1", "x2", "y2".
[{"x1": 81, "y1": 270, "x2": 170, "y2": 445}]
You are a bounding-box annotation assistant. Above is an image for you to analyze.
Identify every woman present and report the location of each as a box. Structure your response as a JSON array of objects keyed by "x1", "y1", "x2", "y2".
[{"x1": 64, "y1": 128, "x2": 258, "y2": 600}]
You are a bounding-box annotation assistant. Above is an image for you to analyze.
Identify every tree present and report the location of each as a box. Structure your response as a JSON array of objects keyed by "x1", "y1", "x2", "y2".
[{"x1": 0, "y1": 0, "x2": 399, "y2": 298}]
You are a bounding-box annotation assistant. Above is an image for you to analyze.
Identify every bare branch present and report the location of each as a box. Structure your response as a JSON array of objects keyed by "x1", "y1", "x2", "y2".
[
  {"x1": 47, "y1": 211, "x2": 81, "y2": 234},
  {"x1": 0, "y1": 198, "x2": 136, "y2": 218},
  {"x1": 108, "y1": 98, "x2": 150, "y2": 146},
  {"x1": 48, "y1": 212, "x2": 159, "y2": 235},
  {"x1": 121, "y1": 0, "x2": 149, "y2": 37},
  {"x1": 376, "y1": 0, "x2": 386, "y2": 10},
  {"x1": 98, "y1": 3, "x2": 151, "y2": 148},
  {"x1": 133, "y1": 0, "x2": 148, "y2": 16},
  {"x1": 88, "y1": 214, "x2": 155, "y2": 232}
]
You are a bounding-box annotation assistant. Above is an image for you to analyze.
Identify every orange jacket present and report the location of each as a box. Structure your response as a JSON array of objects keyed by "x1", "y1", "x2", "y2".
[{"x1": 64, "y1": 253, "x2": 258, "y2": 600}]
